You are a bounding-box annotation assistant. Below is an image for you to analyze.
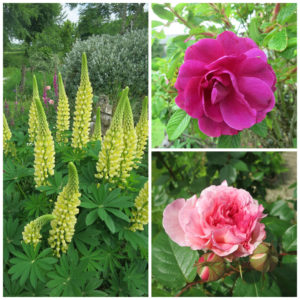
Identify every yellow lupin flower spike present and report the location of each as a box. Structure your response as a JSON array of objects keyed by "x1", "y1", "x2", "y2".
[
  {"x1": 95, "y1": 87, "x2": 128, "y2": 183},
  {"x1": 23, "y1": 214, "x2": 56, "y2": 247},
  {"x1": 48, "y1": 162, "x2": 81, "y2": 257},
  {"x1": 71, "y1": 52, "x2": 93, "y2": 149},
  {"x1": 34, "y1": 96, "x2": 55, "y2": 187},
  {"x1": 28, "y1": 75, "x2": 39, "y2": 143},
  {"x1": 130, "y1": 181, "x2": 148, "y2": 232},
  {"x1": 3, "y1": 114, "x2": 12, "y2": 155},
  {"x1": 56, "y1": 72, "x2": 70, "y2": 143},
  {"x1": 134, "y1": 96, "x2": 148, "y2": 168},
  {"x1": 91, "y1": 107, "x2": 102, "y2": 142},
  {"x1": 119, "y1": 94, "x2": 137, "y2": 187}
]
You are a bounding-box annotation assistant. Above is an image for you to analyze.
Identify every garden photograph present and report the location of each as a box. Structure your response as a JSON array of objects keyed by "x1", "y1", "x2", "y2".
[
  {"x1": 151, "y1": 3, "x2": 297, "y2": 148},
  {"x1": 152, "y1": 151, "x2": 297, "y2": 296},
  {"x1": 3, "y1": 3, "x2": 149, "y2": 297}
]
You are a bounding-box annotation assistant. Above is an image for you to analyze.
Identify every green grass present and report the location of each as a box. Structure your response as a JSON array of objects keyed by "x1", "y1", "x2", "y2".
[
  {"x1": 3, "y1": 67, "x2": 54, "y2": 102},
  {"x1": 3, "y1": 50, "x2": 27, "y2": 68}
]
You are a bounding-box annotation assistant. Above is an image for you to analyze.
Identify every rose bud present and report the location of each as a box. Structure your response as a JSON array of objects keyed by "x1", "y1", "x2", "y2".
[
  {"x1": 196, "y1": 253, "x2": 225, "y2": 282},
  {"x1": 250, "y1": 242, "x2": 278, "y2": 272}
]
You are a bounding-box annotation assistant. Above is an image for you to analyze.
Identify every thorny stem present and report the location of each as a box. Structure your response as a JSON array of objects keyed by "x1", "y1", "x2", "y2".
[{"x1": 167, "y1": 6, "x2": 194, "y2": 29}]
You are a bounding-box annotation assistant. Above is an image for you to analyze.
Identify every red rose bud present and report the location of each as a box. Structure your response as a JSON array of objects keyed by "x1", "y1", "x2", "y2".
[
  {"x1": 250, "y1": 242, "x2": 278, "y2": 272},
  {"x1": 196, "y1": 253, "x2": 225, "y2": 282}
]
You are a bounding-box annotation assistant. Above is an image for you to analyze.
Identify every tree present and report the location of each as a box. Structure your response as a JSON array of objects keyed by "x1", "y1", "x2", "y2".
[{"x1": 3, "y1": 3, "x2": 62, "y2": 92}]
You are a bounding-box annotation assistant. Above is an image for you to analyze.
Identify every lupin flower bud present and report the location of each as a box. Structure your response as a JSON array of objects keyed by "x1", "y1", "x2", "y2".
[
  {"x1": 95, "y1": 87, "x2": 127, "y2": 183},
  {"x1": 134, "y1": 96, "x2": 148, "y2": 168},
  {"x1": 196, "y1": 253, "x2": 225, "y2": 282},
  {"x1": 3, "y1": 114, "x2": 12, "y2": 155},
  {"x1": 129, "y1": 181, "x2": 148, "y2": 232},
  {"x1": 23, "y1": 214, "x2": 56, "y2": 247},
  {"x1": 250, "y1": 242, "x2": 278, "y2": 272},
  {"x1": 71, "y1": 52, "x2": 93, "y2": 149},
  {"x1": 28, "y1": 76, "x2": 39, "y2": 143},
  {"x1": 91, "y1": 107, "x2": 102, "y2": 142},
  {"x1": 56, "y1": 73, "x2": 70, "y2": 143},
  {"x1": 119, "y1": 95, "x2": 137, "y2": 187},
  {"x1": 34, "y1": 97, "x2": 55, "y2": 187},
  {"x1": 48, "y1": 162, "x2": 81, "y2": 257}
]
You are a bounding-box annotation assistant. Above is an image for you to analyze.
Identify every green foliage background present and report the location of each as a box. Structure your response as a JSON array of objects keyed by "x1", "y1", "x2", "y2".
[
  {"x1": 152, "y1": 152, "x2": 297, "y2": 296},
  {"x1": 152, "y1": 3, "x2": 297, "y2": 148}
]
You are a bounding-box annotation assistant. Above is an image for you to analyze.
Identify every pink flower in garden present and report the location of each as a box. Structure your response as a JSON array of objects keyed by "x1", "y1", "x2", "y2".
[
  {"x1": 49, "y1": 99, "x2": 54, "y2": 105},
  {"x1": 163, "y1": 180, "x2": 266, "y2": 258},
  {"x1": 175, "y1": 31, "x2": 276, "y2": 137},
  {"x1": 45, "y1": 85, "x2": 51, "y2": 90}
]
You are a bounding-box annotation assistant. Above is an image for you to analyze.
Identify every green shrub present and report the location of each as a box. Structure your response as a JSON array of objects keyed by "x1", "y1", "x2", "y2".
[{"x1": 62, "y1": 29, "x2": 148, "y2": 106}]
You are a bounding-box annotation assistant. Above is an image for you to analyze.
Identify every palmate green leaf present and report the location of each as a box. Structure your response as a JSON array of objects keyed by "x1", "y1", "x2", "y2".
[
  {"x1": 122, "y1": 229, "x2": 148, "y2": 252},
  {"x1": 8, "y1": 243, "x2": 57, "y2": 289},
  {"x1": 282, "y1": 224, "x2": 297, "y2": 252},
  {"x1": 4, "y1": 158, "x2": 34, "y2": 182},
  {"x1": 152, "y1": 232, "x2": 198, "y2": 289},
  {"x1": 233, "y1": 271, "x2": 281, "y2": 296},
  {"x1": 81, "y1": 184, "x2": 132, "y2": 233},
  {"x1": 4, "y1": 217, "x2": 22, "y2": 264},
  {"x1": 166, "y1": 110, "x2": 191, "y2": 141},
  {"x1": 80, "y1": 278, "x2": 107, "y2": 297},
  {"x1": 23, "y1": 193, "x2": 51, "y2": 218},
  {"x1": 36, "y1": 171, "x2": 68, "y2": 196},
  {"x1": 47, "y1": 246, "x2": 96, "y2": 297},
  {"x1": 152, "y1": 4, "x2": 174, "y2": 21}
]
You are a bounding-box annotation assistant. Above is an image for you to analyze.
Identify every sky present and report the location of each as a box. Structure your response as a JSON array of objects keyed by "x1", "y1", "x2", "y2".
[{"x1": 63, "y1": 4, "x2": 80, "y2": 23}]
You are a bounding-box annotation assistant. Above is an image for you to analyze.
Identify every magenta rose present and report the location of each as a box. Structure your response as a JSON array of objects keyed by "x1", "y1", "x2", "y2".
[
  {"x1": 175, "y1": 31, "x2": 276, "y2": 137},
  {"x1": 163, "y1": 181, "x2": 266, "y2": 257}
]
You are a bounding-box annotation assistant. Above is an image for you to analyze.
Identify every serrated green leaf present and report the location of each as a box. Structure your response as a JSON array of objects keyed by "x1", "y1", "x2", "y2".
[
  {"x1": 152, "y1": 118, "x2": 165, "y2": 148},
  {"x1": 270, "y1": 200, "x2": 294, "y2": 221},
  {"x1": 282, "y1": 224, "x2": 297, "y2": 252},
  {"x1": 251, "y1": 119, "x2": 268, "y2": 138},
  {"x1": 166, "y1": 110, "x2": 191, "y2": 141},
  {"x1": 268, "y1": 28, "x2": 288, "y2": 52},
  {"x1": 218, "y1": 134, "x2": 241, "y2": 148},
  {"x1": 152, "y1": 20, "x2": 164, "y2": 28},
  {"x1": 152, "y1": 232, "x2": 198, "y2": 289}
]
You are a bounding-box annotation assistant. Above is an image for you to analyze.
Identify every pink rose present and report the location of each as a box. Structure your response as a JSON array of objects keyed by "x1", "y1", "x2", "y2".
[
  {"x1": 175, "y1": 31, "x2": 276, "y2": 137},
  {"x1": 163, "y1": 180, "x2": 266, "y2": 257},
  {"x1": 45, "y1": 85, "x2": 51, "y2": 90},
  {"x1": 48, "y1": 99, "x2": 54, "y2": 105}
]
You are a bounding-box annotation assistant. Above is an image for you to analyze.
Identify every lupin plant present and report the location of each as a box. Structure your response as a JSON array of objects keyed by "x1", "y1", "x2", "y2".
[
  {"x1": 91, "y1": 107, "x2": 102, "y2": 142},
  {"x1": 34, "y1": 97, "x2": 55, "y2": 187},
  {"x1": 48, "y1": 162, "x2": 81, "y2": 257},
  {"x1": 22, "y1": 214, "x2": 56, "y2": 247},
  {"x1": 95, "y1": 87, "x2": 128, "y2": 183},
  {"x1": 28, "y1": 76, "x2": 39, "y2": 143},
  {"x1": 56, "y1": 72, "x2": 70, "y2": 143},
  {"x1": 71, "y1": 52, "x2": 93, "y2": 149},
  {"x1": 119, "y1": 95, "x2": 137, "y2": 187},
  {"x1": 135, "y1": 96, "x2": 148, "y2": 167},
  {"x1": 3, "y1": 113, "x2": 12, "y2": 155},
  {"x1": 130, "y1": 181, "x2": 148, "y2": 232}
]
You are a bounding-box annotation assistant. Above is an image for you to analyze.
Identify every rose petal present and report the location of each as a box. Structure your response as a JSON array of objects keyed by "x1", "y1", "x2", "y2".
[
  {"x1": 184, "y1": 78, "x2": 204, "y2": 119},
  {"x1": 220, "y1": 92, "x2": 257, "y2": 130},
  {"x1": 238, "y1": 76, "x2": 275, "y2": 113},
  {"x1": 198, "y1": 115, "x2": 239, "y2": 137},
  {"x1": 185, "y1": 38, "x2": 224, "y2": 64},
  {"x1": 162, "y1": 199, "x2": 187, "y2": 246},
  {"x1": 217, "y1": 31, "x2": 258, "y2": 56},
  {"x1": 175, "y1": 60, "x2": 207, "y2": 90}
]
